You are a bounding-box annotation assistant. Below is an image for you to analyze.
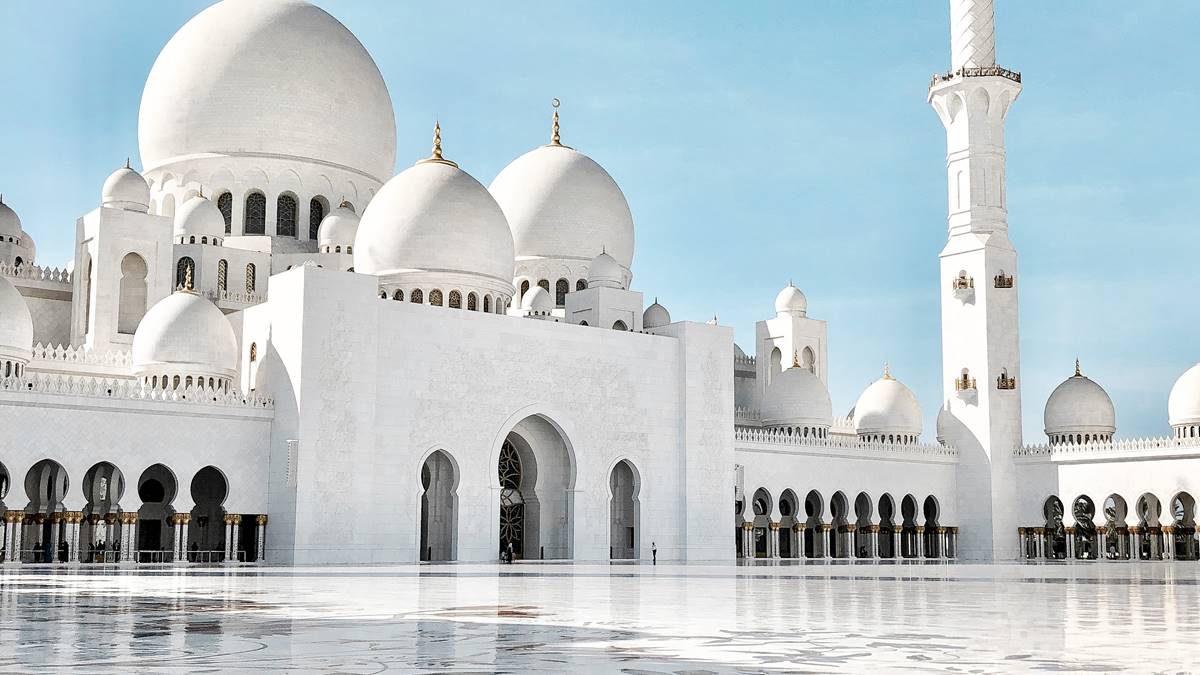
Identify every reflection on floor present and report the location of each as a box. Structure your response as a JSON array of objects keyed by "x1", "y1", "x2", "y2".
[{"x1": 1, "y1": 561, "x2": 1198, "y2": 673}]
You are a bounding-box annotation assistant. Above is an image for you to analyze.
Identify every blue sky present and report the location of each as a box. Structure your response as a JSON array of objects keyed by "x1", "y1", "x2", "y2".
[{"x1": 2, "y1": 1, "x2": 1198, "y2": 442}]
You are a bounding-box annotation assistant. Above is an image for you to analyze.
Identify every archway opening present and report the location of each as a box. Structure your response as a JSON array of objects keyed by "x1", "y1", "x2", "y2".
[
  {"x1": 829, "y1": 491, "x2": 850, "y2": 559},
  {"x1": 420, "y1": 450, "x2": 457, "y2": 562},
  {"x1": 878, "y1": 494, "x2": 896, "y2": 559},
  {"x1": 900, "y1": 495, "x2": 918, "y2": 559},
  {"x1": 1102, "y1": 494, "x2": 1128, "y2": 560},
  {"x1": 0, "y1": 461, "x2": 8, "y2": 514},
  {"x1": 1071, "y1": 495, "x2": 1098, "y2": 560},
  {"x1": 23, "y1": 460, "x2": 70, "y2": 563},
  {"x1": 1172, "y1": 492, "x2": 1197, "y2": 560},
  {"x1": 81, "y1": 462, "x2": 125, "y2": 563},
  {"x1": 137, "y1": 464, "x2": 177, "y2": 563},
  {"x1": 750, "y1": 487, "x2": 772, "y2": 558},
  {"x1": 117, "y1": 253, "x2": 148, "y2": 334},
  {"x1": 922, "y1": 496, "x2": 941, "y2": 558},
  {"x1": 1043, "y1": 496, "x2": 1066, "y2": 559},
  {"x1": 189, "y1": 466, "x2": 228, "y2": 562},
  {"x1": 498, "y1": 415, "x2": 574, "y2": 560},
  {"x1": 854, "y1": 492, "x2": 873, "y2": 558},
  {"x1": 609, "y1": 460, "x2": 639, "y2": 560},
  {"x1": 803, "y1": 490, "x2": 824, "y2": 558},
  {"x1": 1135, "y1": 493, "x2": 1163, "y2": 560},
  {"x1": 778, "y1": 489, "x2": 799, "y2": 558}
]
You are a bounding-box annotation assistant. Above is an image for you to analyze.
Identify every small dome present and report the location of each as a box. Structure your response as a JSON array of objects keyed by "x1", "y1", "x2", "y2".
[
  {"x1": 775, "y1": 283, "x2": 807, "y2": 316},
  {"x1": 0, "y1": 199, "x2": 20, "y2": 236},
  {"x1": 521, "y1": 285, "x2": 553, "y2": 313},
  {"x1": 101, "y1": 164, "x2": 151, "y2": 212},
  {"x1": 490, "y1": 144, "x2": 635, "y2": 270},
  {"x1": 132, "y1": 290, "x2": 238, "y2": 382},
  {"x1": 317, "y1": 202, "x2": 360, "y2": 250},
  {"x1": 854, "y1": 367, "x2": 922, "y2": 438},
  {"x1": 643, "y1": 300, "x2": 671, "y2": 329},
  {"x1": 0, "y1": 275, "x2": 33, "y2": 365},
  {"x1": 355, "y1": 157, "x2": 515, "y2": 286},
  {"x1": 174, "y1": 195, "x2": 225, "y2": 241},
  {"x1": 587, "y1": 251, "x2": 624, "y2": 290},
  {"x1": 761, "y1": 366, "x2": 833, "y2": 429},
  {"x1": 1169, "y1": 363, "x2": 1200, "y2": 429},
  {"x1": 1044, "y1": 362, "x2": 1116, "y2": 440}
]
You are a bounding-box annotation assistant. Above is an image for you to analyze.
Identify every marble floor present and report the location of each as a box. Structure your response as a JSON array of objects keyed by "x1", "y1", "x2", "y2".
[{"x1": 0, "y1": 560, "x2": 1197, "y2": 673}]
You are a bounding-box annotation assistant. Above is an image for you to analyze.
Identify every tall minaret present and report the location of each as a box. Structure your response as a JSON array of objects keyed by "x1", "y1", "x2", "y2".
[{"x1": 928, "y1": 0, "x2": 1023, "y2": 561}]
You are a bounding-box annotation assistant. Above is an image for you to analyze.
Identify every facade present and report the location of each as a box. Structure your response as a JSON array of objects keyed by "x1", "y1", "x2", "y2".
[{"x1": 0, "y1": 0, "x2": 1197, "y2": 567}]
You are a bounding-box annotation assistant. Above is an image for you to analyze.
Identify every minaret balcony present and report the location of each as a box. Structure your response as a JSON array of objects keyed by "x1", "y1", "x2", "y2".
[
  {"x1": 996, "y1": 372, "x2": 1016, "y2": 390},
  {"x1": 954, "y1": 375, "x2": 977, "y2": 392},
  {"x1": 951, "y1": 274, "x2": 974, "y2": 301},
  {"x1": 994, "y1": 274, "x2": 1014, "y2": 289},
  {"x1": 929, "y1": 65, "x2": 1022, "y2": 89}
]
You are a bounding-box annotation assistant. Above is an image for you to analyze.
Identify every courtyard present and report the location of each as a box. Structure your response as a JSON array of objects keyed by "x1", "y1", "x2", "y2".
[{"x1": 0, "y1": 560, "x2": 1196, "y2": 673}]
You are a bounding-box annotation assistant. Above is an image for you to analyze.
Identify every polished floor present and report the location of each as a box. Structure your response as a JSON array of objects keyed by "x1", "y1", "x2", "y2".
[{"x1": 0, "y1": 560, "x2": 1197, "y2": 673}]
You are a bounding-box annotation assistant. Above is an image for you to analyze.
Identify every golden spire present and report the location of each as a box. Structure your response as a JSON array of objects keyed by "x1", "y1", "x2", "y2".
[
  {"x1": 125, "y1": 157, "x2": 131, "y2": 170},
  {"x1": 883, "y1": 362, "x2": 893, "y2": 380},
  {"x1": 1075, "y1": 358, "x2": 1081, "y2": 377},
  {"x1": 551, "y1": 98, "x2": 562, "y2": 146},
  {"x1": 792, "y1": 350, "x2": 800, "y2": 369},
  {"x1": 419, "y1": 120, "x2": 458, "y2": 167}
]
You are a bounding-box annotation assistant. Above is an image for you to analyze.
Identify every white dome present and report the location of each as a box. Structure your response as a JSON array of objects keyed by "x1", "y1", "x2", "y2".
[
  {"x1": 643, "y1": 300, "x2": 671, "y2": 329},
  {"x1": 132, "y1": 290, "x2": 238, "y2": 381},
  {"x1": 354, "y1": 158, "x2": 515, "y2": 285},
  {"x1": 317, "y1": 203, "x2": 360, "y2": 250},
  {"x1": 587, "y1": 251, "x2": 624, "y2": 289},
  {"x1": 490, "y1": 144, "x2": 634, "y2": 270},
  {"x1": 0, "y1": 200, "x2": 18, "y2": 236},
  {"x1": 174, "y1": 196, "x2": 225, "y2": 241},
  {"x1": 0, "y1": 275, "x2": 33, "y2": 365},
  {"x1": 1169, "y1": 363, "x2": 1200, "y2": 429},
  {"x1": 775, "y1": 283, "x2": 807, "y2": 316},
  {"x1": 0, "y1": 199, "x2": 35, "y2": 263},
  {"x1": 1043, "y1": 364, "x2": 1116, "y2": 439},
  {"x1": 521, "y1": 285, "x2": 553, "y2": 313},
  {"x1": 854, "y1": 369, "x2": 922, "y2": 438},
  {"x1": 101, "y1": 164, "x2": 150, "y2": 212},
  {"x1": 139, "y1": 0, "x2": 397, "y2": 182},
  {"x1": 761, "y1": 366, "x2": 833, "y2": 429}
]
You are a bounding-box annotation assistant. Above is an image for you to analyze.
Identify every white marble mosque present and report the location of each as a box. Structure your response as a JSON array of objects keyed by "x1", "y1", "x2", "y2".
[{"x1": 1, "y1": 0, "x2": 1199, "y2": 569}]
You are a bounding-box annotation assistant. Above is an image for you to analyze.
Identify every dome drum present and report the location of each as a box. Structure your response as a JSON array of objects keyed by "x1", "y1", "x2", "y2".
[{"x1": 378, "y1": 271, "x2": 513, "y2": 315}]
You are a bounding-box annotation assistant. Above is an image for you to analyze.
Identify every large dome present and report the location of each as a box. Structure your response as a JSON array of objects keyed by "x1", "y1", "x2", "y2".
[
  {"x1": 354, "y1": 157, "x2": 515, "y2": 286},
  {"x1": 1169, "y1": 363, "x2": 1200, "y2": 430},
  {"x1": 854, "y1": 368, "x2": 922, "y2": 441},
  {"x1": 132, "y1": 290, "x2": 239, "y2": 384},
  {"x1": 490, "y1": 144, "x2": 634, "y2": 271},
  {"x1": 761, "y1": 365, "x2": 833, "y2": 430},
  {"x1": 1043, "y1": 363, "x2": 1116, "y2": 442},
  {"x1": 139, "y1": 0, "x2": 397, "y2": 182},
  {"x1": 0, "y1": 275, "x2": 33, "y2": 366}
]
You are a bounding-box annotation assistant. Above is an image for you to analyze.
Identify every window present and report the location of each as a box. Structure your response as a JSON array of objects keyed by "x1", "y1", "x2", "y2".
[
  {"x1": 556, "y1": 278, "x2": 569, "y2": 305},
  {"x1": 277, "y1": 194, "x2": 297, "y2": 237},
  {"x1": 410, "y1": 289, "x2": 423, "y2": 304},
  {"x1": 246, "y1": 263, "x2": 256, "y2": 293},
  {"x1": 176, "y1": 256, "x2": 194, "y2": 289},
  {"x1": 393, "y1": 289, "x2": 404, "y2": 301},
  {"x1": 429, "y1": 289, "x2": 443, "y2": 306},
  {"x1": 448, "y1": 290, "x2": 462, "y2": 309},
  {"x1": 217, "y1": 192, "x2": 232, "y2": 233},
  {"x1": 117, "y1": 253, "x2": 148, "y2": 334},
  {"x1": 217, "y1": 259, "x2": 228, "y2": 292},
  {"x1": 483, "y1": 295, "x2": 491, "y2": 313},
  {"x1": 613, "y1": 320, "x2": 628, "y2": 331},
  {"x1": 519, "y1": 280, "x2": 530, "y2": 300},
  {"x1": 576, "y1": 279, "x2": 587, "y2": 291},
  {"x1": 467, "y1": 292, "x2": 477, "y2": 311},
  {"x1": 244, "y1": 192, "x2": 266, "y2": 235},
  {"x1": 537, "y1": 279, "x2": 549, "y2": 292},
  {"x1": 309, "y1": 197, "x2": 326, "y2": 240}
]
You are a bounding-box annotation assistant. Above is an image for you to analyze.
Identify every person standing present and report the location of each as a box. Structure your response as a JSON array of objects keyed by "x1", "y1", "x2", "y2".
[{"x1": 652, "y1": 542, "x2": 657, "y2": 565}]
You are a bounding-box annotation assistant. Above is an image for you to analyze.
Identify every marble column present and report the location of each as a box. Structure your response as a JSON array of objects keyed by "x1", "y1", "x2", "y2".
[
  {"x1": 950, "y1": 527, "x2": 959, "y2": 559},
  {"x1": 230, "y1": 515, "x2": 242, "y2": 562},
  {"x1": 740, "y1": 522, "x2": 753, "y2": 558},
  {"x1": 915, "y1": 526, "x2": 925, "y2": 559},
  {"x1": 768, "y1": 522, "x2": 780, "y2": 559},
  {"x1": 892, "y1": 529, "x2": 900, "y2": 560},
  {"x1": 70, "y1": 512, "x2": 83, "y2": 563},
  {"x1": 937, "y1": 527, "x2": 948, "y2": 559},
  {"x1": 1018, "y1": 528, "x2": 1026, "y2": 559},
  {"x1": 794, "y1": 524, "x2": 806, "y2": 559},
  {"x1": 845, "y1": 524, "x2": 857, "y2": 559},
  {"x1": 1162, "y1": 527, "x2": 1173, "y2": 560},
  {"x1": 3, "y1": 512, "x2": 20, "y2": 563},
  {"x1": 820, "y1": 525, "x2": 832, "y2": 560},
  {"x1": 1066, "y1": 527, "x2": 1076, "y2": 560},
  {"x1": 870, "y1": 526, "x2": 881, "y2": 561},
  {"x1": 1128, "y1": 527, "x2": 1139, "y2": 560},
  {"x1": 122, "y1": 513, "x2": 138, "y2": 564},
  {"x1": 1033, "y1": 528, "x2": 1043, "y2": 559},
  {"x1": 255, "y1": 515, "x2": 267, "y2": 563},
  {"x1": 170, "y1": 515, "x2": 182, "y2": 562}
]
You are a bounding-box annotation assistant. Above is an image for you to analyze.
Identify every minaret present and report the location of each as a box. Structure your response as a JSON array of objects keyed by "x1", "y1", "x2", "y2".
[{"x1": 928, "y1": 0, "x2": 1023, "y2": 561}]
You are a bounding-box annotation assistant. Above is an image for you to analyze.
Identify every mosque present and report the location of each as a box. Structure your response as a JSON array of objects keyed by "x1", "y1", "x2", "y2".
[{"x1": 0, "y1": 0, "x2": 1197, "y2": 565}]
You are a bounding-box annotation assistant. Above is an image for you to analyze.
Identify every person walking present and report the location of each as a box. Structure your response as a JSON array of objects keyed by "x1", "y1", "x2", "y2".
[{"x1": 651, "y1": 541, "x2": 657, "y2": 565}]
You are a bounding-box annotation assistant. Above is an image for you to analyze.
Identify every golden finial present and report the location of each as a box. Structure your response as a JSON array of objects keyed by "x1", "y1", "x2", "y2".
[
  {"x1": 551, "y1": 98, "x2": 562, "y2": 146},
  {"x1": 418, "y1": 120, "x2": 458, "y2": 167},
  {"x1": 1075, "y1": 358, "x2": 1081, "y2": 377},
  {"x1": 792, "y1": 350, "x2": 800, "y2": 369},
  {"x1": 125, "y1": 157, "x2": 131, "y2": 170},
  {"x1": 183, "y1": 264, "x2": 194, "y2": 293},
  {"x1": 883, "y1": 362, "x2": 893, "y2": 380}
]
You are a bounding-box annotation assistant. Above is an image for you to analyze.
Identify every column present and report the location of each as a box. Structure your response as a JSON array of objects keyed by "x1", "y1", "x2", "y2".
[
  {"x1": 821, "y1": 525, "x2": 832, "y2": 560},
  {"x1": 950, "y1": 527, "x2": 959, "y2": 559},
  {"x1": 740, "y1": 522, "x2": 753, "y2": 559},
  {"x1": 916, "y1": 526, "x2": 925, "y2": 560},
  {"x1": 255, "y1": 515, "x2": 267, "y2": 563},
  {"x1": 1066, "y1": 527, "x2": 1076, "y2": 560},
  {"x1": 170, "y1": 515, "x2": 182, "y2": 562},
  {"x1": 1017, "y1": 527, "x2": 1026, "y2": 559},
  {"x1": 1128, "y1": 527, "x2": 1139, "y2": 560},
  {"x1": 3, "y1": 512, "x2": 18, "y2": 563},
  {"x1": 892, "y1": 529, "x2": 900, "y2": 560},
  {"x1": 178, "y1": 514, "x2": 190, "y2": 562},
  {"x1": 870, "y1": 525, "x2": 881, "y2": 561},
  {"x1": 768, "y1": 522, "x2": 780, "y2": 559},
  {"x1": 937, "y1": 527, "x2": 948, "y2": 559},
  {"x1": 1032, "y1": 527, "x2": 1041, "y2": 559},
  {"x1": 231, "y1": 515, "x2": 242, "y2": 562},
  {"x1": 795, "y1": 523, "x2": 806, "y2": 559},
  {"x1": 122, "y1": 513, "x2": 138, "y2": 564},
  {"x1": 845, "y1": 524, "x2": 857, "y2": 559}
]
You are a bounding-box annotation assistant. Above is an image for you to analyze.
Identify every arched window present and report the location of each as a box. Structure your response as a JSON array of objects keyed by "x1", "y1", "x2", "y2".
[
  {"x1": 118, "y1": 253, "x2": 148, "y2": 334},
  {"x1": 802, "y1": 346, "x2": 816, "y2": 375},
  {"x1": 216, "y1": 192, "x2": 233, "y2": 233},
  {"x1": 555, "y1": 278, "x2": 569, "y2": 305},
  {"x1": 576, "y1": 279, "x2": 587, "y2": 291},
  {"x1": 520, "y1": 280, "x2": 530, "y2": 300},
  {"x1": 244, "y1": 192, "x2": 266, "y2": 235},
  {"x1": 176, "y1": 256, "x2": 194, "y2": 289},
  {"x1": 217, "y1": 259, "x2": 228, "y2": 292},
  {"x1": 189, "y1": 236, "x2": 196, "y2": 244},
  {"x1": 537, "y1": 279, "x2": 550, "y2": 292},
  {"x1": 429, "y1": 289, "x2": 443, "y2": 306},
  {"x1": 276, "y1": 194, "x2": 297, "y2": 237},
  {"x1": 393, "y1": 289, "x2": 404, "y2": 301},
  {"x1": 410, "y1": 289, "x2": 423, "y2": 304},
  {"x1": 483, "y1": 295, "x2": 491, "y2": 313},
  {"x1": 613, "y1": 320, "x2": 628, "y2": 331},
  {"x1": 245, "y1": 263, "x2": 257, "y2": 293},
  {"x1": 467, "y1": 292, "x2": 477, "y2": 311},
  {"x1": 309, "y1": 197, "x2": 326, "y2": 240},
  {"x1": 448, "y1": 290, "x2": 462, "y2": 309}
]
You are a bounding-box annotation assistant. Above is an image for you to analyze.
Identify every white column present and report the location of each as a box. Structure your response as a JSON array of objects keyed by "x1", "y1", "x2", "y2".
[
  {"x1": 872, "y1": 527, "x2": 881, "y2": 561},
  {"x1": 892, "y1": 530, "x2": 900, "y2": 560},
  {"x1": 223, "y1": 517, "x2": 234, "y2": 563},
  {"x1": 69, "y1": 514, "x2": 82, "y2": 564},
  {"x1": 255, "y1": 515, "x2": 267, "y2": 563},
  {"x1": 1066, "y1": 529, "x2": 1075, "y2": 560},
  {"x1": 231, "y1": 516, "x2": 241, "y2": 562},
  {"x1": 768, "y1": 523, "x2": 780, "y2": 559},
  {"x1": 171, "y1": 515, "x2": 182, "y2": 562},
  {"x1": 796, "y1": 525, "x2": 807, "y2": 559},
  {"x1": 916, "y1": 527, "x2": 926, "y2": 559}
]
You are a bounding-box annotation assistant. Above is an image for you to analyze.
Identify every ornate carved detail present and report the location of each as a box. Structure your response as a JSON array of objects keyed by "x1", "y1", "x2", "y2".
[{"x1": 930, "y1": 65, "x2": 1022, "y2": 89}]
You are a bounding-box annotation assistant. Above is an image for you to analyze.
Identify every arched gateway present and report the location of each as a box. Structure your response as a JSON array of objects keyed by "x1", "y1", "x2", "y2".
[{"x1": 496, "y1": 414, "x2": 575, "y2": 560}]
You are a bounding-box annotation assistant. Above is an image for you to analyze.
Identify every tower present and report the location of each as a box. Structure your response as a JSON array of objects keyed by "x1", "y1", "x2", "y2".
[{"x1": 928, "y1": 0, "x2": 1023, "y2": 561}]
